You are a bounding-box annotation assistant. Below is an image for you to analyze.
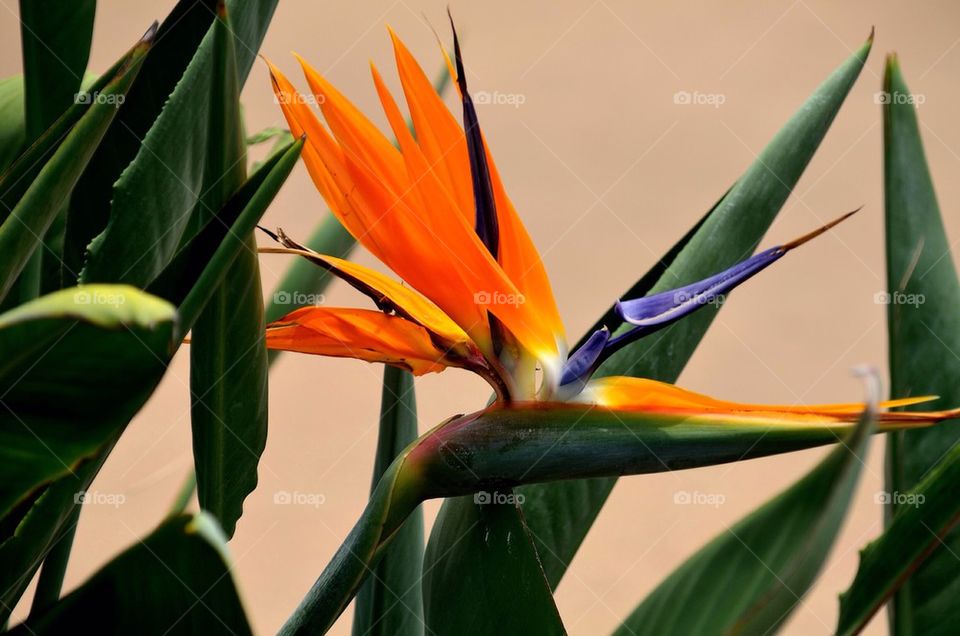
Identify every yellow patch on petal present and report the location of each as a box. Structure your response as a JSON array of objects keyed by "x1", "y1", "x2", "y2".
[{"x1": 260, "y1": 244, "x2": 470, "y2": 351}]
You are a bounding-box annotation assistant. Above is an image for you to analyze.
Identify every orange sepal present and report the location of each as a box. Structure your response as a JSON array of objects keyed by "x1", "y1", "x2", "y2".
[
  {"x1": 266, "y1": 306, "x2": 459, "y2": 376},
  {"x1": 585, "y1": 377, "x2": 960, "y2": 429}
]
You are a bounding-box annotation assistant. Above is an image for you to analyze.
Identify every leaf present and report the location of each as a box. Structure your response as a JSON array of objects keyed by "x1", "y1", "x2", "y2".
[
  {"x1": 8, "y1": 513, "x2": 253, "y2": 635},
  {"x1": 0, "y1": 36, "x2": 150, "y2": 304},
  {"x1": 284, "y1": 399, "x2": 899, "y2": 633},
  {"x1": 836, "y1": 55, "x2": 960, "y2": 635},
  {"x1": 353, "y1": 366, "x2": 425, "y2": 636},
  {"x1": 182, "y1": 128, "x2": 302, "y2": 547},
  {"x1": 422, "y1": 492, "x2": 565, "y2": 635},
  {"x1": 616, "y1": 399, "x2": 876, "y2": 635},
  {"x1": 0, "y1": 285, "x2": 176, "y2": 620},
  {"x1": 184, "y1": 5, "x2": 265, "y2": 540},
  {"x1": 0, "y1": 76, "x2": 25, "y2": 174},
  {"x1": 190, "y1": 236, "x2": 267, "y2": 539},
  {"x1": 155, "y1": 137, "x2": 304, "y2": 332},
  {"x1": 837, "y1": 445, "x2": 960, "y2": 635},
  {"x1": 62, "y1": 0, "x2": 221, "y2": 281},
  {"x1": 280, "y1": 443, "x2": 422, "y2": 636},
  {"x1": 0, "y1": 136, "x2": 301, "y2": 618},
  {"x1": 425, "y1": 32, "x2": 875, "y2": 605},
  {"x1": 74, "y1": 0, "x2": 279, "y2": 287},
  {"x1": 0, "y1": 67, "x2": 121, "y2": 226},
  {"x1": 19, "y1": 0, "x2": 95, "y2": 141}
]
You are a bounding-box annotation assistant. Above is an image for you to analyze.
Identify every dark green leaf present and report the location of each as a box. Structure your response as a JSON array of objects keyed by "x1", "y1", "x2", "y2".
[
  {"x1": 285, "y1": 400, "x2": 895, "y2": 632},
  {"x1": 9, "y1": 513, "x2": 252, "y2": 635},
  {"x1": 0, "y1": 76, "x2": 25, "y2": 175},
  {"x1": 0, "y1": 285, "x2": 176, "y2": 620},
  {"x1": 0, "y1": 38, "x2": 149, "y2": 303},
  {"x1": 19, "y1": 0, "x2": 95, "y2": 141},
  {"x1": 180, "y1": 141, "x2": 303, "y2": 539},
  {"x1": 617, "y1": 400, "x2": 875, "y2": 636},
  {"x1": 354, "y1": 366, "x2": 425, "y2": 636},
  {"x1": 423, "y1": 492, "x2": 564, "y2": 635},
  {"x1": 62, "y1": 0, "x2": 221, "y2": 281},
  {"x1": 190, "y1": 236, "x2": 267, "y2": 539},
  {"x1": 156, "y1": 137, "x2": 304, "y2": 332},
  {"x1": 836, "y1": 54, "x2": 960, "y2": 636},
  {"x1": 185, "y1": 5, "x2": 265, "y2": 540},
  {"x1": 70, "y1": 0, "x2": 279, "y2": 288},
  {"x1": 425, "y1": 33, "x2": 875, "y2": 604},
  {"x1": 838, "y1": 445, "x2": 960, "y2": 635}
]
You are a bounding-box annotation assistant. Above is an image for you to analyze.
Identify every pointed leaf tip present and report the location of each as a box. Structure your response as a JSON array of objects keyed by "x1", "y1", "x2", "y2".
[{"x1": 781, "y1": 207, "x2": 860, "y2": 251}]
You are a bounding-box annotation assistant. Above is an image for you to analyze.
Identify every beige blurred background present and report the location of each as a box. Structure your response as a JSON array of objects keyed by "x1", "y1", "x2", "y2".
[{"x1": 4, "y1": 0, "x2": 960, "y2": 633}]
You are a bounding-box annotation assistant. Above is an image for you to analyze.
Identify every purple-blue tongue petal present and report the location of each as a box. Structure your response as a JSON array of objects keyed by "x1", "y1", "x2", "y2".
[
  {"x1": 559, "y1": 209, "x2": 859, "y2": 392},
  {"x1": 615, "y1": 245, "x2": 784, "y2": 327},
  {"x1": 448, "y1": 12, "x2": 499, "y2": 258},
  {"x1": 615, "y1": 209, "x2": 858, "y2": 337},
  {"x1": 559, "y1": 327, "x2": 609, "y2": 390}
]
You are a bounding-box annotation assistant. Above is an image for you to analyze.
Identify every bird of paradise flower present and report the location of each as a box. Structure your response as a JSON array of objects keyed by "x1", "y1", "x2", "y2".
[{"x1": 261, "y1": 24, "x2": 956, "y2": 442}]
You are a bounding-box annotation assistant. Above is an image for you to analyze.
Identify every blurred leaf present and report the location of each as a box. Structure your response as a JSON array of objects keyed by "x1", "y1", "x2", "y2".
[
  {"x1": 19, "y1": 0, "x2": 95, "y2": 140},
  {"x1": 0, "y1": 67, "x2": 121, "y2": 225},
  {"x1": 0, "y1": 76, "x2": 25, "y2": 174},
  {"x1": 836, "y1": 55, "x2": 960, "y2": 635},
  {"x1": 354, "y1": 366, "x2": 425, "y2": 636},
  {"x1": 425, "y1": 33, "x2": 875, "y2": 605},
  {"x1": 0, "y1": 285, "x2": 176, "y2": 620},
  {"x1": 9, "y1": 513, "x2": 252, "y2": 635},
  {"x1": 0, "y1": 284, "x2": 175, "y2": 517},
  {"x1": 423, "y1": 492, "x2": 564, "y2": 635},
  {"x1": 247, "y1": 125, "x2": 290, "y2": 146},
  {"x1": 838, "y1": 445, "x2": 960, "y2": 635},
  {"x1": 617, "y1": 404, "x2": 875, "y2": 636},
  {"x1": 0, "y1": 38, "x2": 149, "y2": 304}
]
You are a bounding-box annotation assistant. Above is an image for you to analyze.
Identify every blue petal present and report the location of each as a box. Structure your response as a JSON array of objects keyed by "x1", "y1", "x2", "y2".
[
  {"x1": 565, "y1": 209, "x2": 859, "y2": 388},
  {"x1": 615, "y1": 246, "x2": 784, "y2": 327},
  {"x1": 559, "y1": 327, "x2": 609, "y2": 390}
]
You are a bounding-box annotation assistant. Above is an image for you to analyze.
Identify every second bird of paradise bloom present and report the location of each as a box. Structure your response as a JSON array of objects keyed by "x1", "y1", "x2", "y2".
[{"x1": 261, "y1": 21, "x2": 958, "y2": 433}]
